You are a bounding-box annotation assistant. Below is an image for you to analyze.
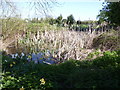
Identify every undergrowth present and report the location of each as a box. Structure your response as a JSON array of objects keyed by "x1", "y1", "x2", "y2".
[{"x1": 1, "y1": 50, "x2": 120, "y2": 88}]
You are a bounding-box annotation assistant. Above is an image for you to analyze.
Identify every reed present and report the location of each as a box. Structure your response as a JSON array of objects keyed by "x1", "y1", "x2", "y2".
[{"x1": 17, "y1": 28, "x2": 100, "y2": 60}]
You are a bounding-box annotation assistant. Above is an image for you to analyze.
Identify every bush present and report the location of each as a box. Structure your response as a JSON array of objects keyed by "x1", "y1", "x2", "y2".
[{"x1": 1, "y1": 50, "x2": 120, "y2": 88}]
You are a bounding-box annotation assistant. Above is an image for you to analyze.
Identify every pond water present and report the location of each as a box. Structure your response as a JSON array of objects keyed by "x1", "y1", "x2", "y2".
[{"x1": 8, "y1": 51, "x2": 59, "y2": 65}]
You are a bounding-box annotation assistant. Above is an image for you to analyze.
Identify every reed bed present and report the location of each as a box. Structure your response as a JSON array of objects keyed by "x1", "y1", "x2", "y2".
[{"x1": 17, "y1": 28, "x2": 100, "y2": 60}]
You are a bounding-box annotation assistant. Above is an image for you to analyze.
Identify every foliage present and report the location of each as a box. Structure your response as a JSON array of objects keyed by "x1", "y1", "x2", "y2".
[
  {"x1": 98, "y1": 2, "x2": 120, "y2": 25},
  {"x1": 81, "y1": 20, "x2": 94, "y2": 24},
  {"x1": 1, "y1": 50, "x2": 120, "y2": 88},
  {"x1": 1, "y1": 17, "x2": 26, "y2": 40},
  {"x1": 67, "y1": 14, "x2": 75, "y2": 26},
  {"x1": 87, "y1": 49, "x2": 102, "y2": 59},
  {"x1": 49, "y1": 18, "x2": 56, "y2": 25},
  {"x1": 80, "y1": 24, "x2": 89, "y2": 29},
  {"x1": 97, "y1": 10, "x2": 107, "y2": 23},
  {"x1": 56, "y1": 14, "x2": 63, "y2": 26},
  {"x1": 76, "y1": 20, "x2": 81, "y2": 25},
  {"x1": 62, "y1": 19, "x2": 67, "y2": 24},
  {"x1": 1, "y1": 16, "x2": 120, "y2": 89}
]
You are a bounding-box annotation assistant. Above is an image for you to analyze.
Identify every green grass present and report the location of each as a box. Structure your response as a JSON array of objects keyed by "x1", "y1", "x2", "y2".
[
  {"x1": 80, "y1": 24, "x2": 89, "y2": 28},
  {"x1": 27, "y1": 22, "x2": 65, "y2": 33}
]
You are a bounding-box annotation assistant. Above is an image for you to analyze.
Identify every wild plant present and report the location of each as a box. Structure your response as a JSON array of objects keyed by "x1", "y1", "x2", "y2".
[{"x1": 17, "y1": 27, "x2": 100, "y2": 61}]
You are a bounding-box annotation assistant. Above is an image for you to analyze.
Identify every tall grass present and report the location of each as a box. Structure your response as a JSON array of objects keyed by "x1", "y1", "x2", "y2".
[
  {"x1": 17, "y1": 28, "x2": 100, "y2": 60},
  {"x1": 1, "y1": 18, "x2": 109, "y2": 61}
]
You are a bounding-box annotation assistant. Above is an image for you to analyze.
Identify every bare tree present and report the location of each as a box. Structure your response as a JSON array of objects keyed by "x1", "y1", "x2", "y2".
[
  {"x1": 0, "y1": 0, "x2": 17, "y2": 18},
  {"x1": 0, "y1": 0, "x2": 58, "y2": 18}
]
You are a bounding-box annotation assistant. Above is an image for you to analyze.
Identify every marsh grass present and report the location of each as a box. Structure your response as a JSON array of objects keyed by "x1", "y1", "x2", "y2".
[
  {"x1": 2, "y1": 18, "x2": 118, "y2": 61},
  {"x1": 17, "y1": 28, "x2": 100, "y2": 60}
]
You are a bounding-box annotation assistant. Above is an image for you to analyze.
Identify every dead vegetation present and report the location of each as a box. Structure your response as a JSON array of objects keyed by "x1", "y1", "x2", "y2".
[{"x1": 3, "y1": 28, "x2": 101, "y2": 60}]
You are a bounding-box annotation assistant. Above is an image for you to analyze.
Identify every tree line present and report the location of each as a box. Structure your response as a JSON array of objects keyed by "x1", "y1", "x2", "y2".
[{"x1": 25, "y1": 1, "x2": 120, "y2": 33}]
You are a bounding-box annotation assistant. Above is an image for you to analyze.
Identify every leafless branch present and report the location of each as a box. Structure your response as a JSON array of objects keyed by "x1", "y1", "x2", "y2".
[{"x1": 0, "y1": 0, "x2": 59, "y2": 18}]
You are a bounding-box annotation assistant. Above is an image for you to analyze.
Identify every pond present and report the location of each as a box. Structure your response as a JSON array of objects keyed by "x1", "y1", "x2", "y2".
[{"x1": 7, "y1": 51, "x2": 59, "y2": 65}]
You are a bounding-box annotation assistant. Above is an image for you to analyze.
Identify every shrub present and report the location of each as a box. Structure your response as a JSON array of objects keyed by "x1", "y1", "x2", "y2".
[{"x1": 1, "y1": 50, "x2": 120, "y2": 88}]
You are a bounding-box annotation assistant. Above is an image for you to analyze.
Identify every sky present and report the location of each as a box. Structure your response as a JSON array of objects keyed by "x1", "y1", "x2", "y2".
[
  {"x1": 52, "y1": 1, "x2": 104, "y2": 21},
  {"x1": 12, "y1": 0, "x2": 105, "y2": 21}
]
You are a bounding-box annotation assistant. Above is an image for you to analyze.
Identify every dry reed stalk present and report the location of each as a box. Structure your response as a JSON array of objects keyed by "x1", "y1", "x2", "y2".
[{"x1": 16, "y1": 29, "x2": 100, "y2": 60}]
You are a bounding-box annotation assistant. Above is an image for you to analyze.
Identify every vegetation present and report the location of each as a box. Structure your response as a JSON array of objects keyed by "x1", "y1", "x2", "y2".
[
  {"x1": 66, "y1": 14, "x2": 75, "y2": 26},
  {"x1": 1, "y1": 0, "x2": 120, "y2": 89},
  {"x1": 97, "y1": 2, "x2": 120, "y2": 25},
  {"x1": 1, "y1": 50, "x2": 120, "y2": 88},
  {"x1": 92, "y1": 30, "x2": 120, "y2": 51},
  {"x1": 1, "y1": 16, "x2": 120, "y2": 89}
]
